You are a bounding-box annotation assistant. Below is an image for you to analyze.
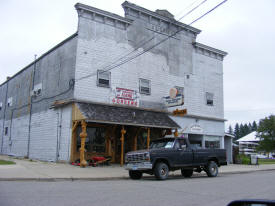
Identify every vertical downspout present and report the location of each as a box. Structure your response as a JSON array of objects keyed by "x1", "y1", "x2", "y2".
[
  {"x1": 27, "y1": 55, "x2": 37, "y2": 158},
  {"x1": 56, "y1": 108, "x2": 62, "y2": 162},
  {"x1": 1, "y1": 81, "x2": 9, "y2": 153}
]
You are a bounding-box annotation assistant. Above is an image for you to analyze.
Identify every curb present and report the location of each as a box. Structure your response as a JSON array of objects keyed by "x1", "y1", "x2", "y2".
[{"x1": 1, "y1": 169, "x2": 275, "y2": 182}]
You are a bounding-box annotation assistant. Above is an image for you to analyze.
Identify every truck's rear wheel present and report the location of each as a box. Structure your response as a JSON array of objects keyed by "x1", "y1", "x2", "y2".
[
  {"x1": 129, "y1": 170, "x2": 143, "y2": 180},
  {"x1": 154, "y1": 162, "x2": 169, "y2": 180},
  {"x1": 181, "y1": 169, "x2": 193, "y2": 178},
  {"x1": 206, "y1": 161, "x2": 218, "y2": 177}
]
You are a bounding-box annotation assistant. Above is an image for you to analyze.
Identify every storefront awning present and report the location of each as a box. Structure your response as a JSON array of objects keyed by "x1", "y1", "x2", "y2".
[{"x1": 76, "y1": 102, "x2": 180, "y2": 129}]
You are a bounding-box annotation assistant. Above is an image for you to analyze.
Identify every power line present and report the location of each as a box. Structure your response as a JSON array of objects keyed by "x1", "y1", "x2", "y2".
[{"x1": 76, "y1": 0, "x2": 214, "y2": 82}]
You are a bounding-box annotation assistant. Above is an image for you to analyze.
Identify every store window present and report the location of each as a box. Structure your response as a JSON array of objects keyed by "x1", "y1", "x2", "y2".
[
  {"x1": 206, "y1": 92, "x2": 214, "y2": 106},
  {"x1": 139, "y1": 78, "x2": 151, "y2": 95},
  {"x1": 205, "y1": 136, "x2": 220, "y2": 149},
  {"x1": 77, "y1": 127, "x2": 106, "y2": 153},
  {"x1": 97, "y1": 70, "x2": 111, "y2": 87}
]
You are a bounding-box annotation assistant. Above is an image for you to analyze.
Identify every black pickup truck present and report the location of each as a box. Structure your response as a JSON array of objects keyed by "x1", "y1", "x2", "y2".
[{"x1": 125, "y1": 137, "x2": 227, "y2": 180}]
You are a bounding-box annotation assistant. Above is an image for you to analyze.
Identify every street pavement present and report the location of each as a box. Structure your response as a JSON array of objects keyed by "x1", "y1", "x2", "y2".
[
  {"x1": 1, "y1": 171, "x2": 275, "y2": 206},
  {"x1": 1, "y1": 155, "x2": 275, "y2": 181}
]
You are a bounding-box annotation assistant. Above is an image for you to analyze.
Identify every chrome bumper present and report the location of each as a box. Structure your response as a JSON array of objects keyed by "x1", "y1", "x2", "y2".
[{"x1": 125, "y1": 162, "x2": 153, "y2": 170}]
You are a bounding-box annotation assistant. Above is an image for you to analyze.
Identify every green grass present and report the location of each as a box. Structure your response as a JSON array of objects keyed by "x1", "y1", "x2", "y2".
[
  {"x1": 258, "y1": 159, "x2": 275, "y2": 164},
  {"x1": 0, "y1": 159, "x2": 15, "y2": 165}
]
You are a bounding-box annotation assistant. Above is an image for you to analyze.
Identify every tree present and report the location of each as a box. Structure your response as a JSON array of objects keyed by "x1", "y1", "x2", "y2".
[
  {"x1": 243, "y1": 123, "x2": 250, "y2": 136},
  {"x1": 234, "y1": 123, "x2": 240, "y2": 140},
  {"x1": 239, "y1": 123, "x2": 245, "y2": 138},
  {"x1": 228, "y1": 125, "x2": 233, "y2": 135},
  {"x1": 257, "y1": 115, "x2": 275, "y2": 153},
  {"x1": 248, "y1": 122, "x2": 252, "y2": 132},
  {"x1": 252, "y1": 121, "x2": 257, "y2": 131}
]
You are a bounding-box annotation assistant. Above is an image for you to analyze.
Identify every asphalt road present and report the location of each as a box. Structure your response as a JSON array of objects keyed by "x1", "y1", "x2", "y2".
[{"x1": 0, "y1": 171, "x2": 275, "y2": 206}]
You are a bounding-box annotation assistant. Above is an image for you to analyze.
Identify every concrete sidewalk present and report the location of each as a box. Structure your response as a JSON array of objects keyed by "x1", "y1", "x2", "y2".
[{"x1": 1, "y1": 155, "x2": 275, "y2": 181}]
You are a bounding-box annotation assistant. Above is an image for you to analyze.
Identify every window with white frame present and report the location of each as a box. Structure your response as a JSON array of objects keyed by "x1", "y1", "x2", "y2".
[
  {"x1": 97, "y1": 70, "x2": 111, "y2": 87},
  {"x1": 206, "y1": 92, "x2": 214, "y2": 106},
  {"x1": 0, "y1": 102, "x2": 2, "y2": 111},
  {"x1": 139, "y1": 79, "x2": 151, "y2": 95}
]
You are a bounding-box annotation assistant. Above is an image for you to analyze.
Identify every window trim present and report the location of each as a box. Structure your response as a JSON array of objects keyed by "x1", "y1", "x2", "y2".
[
  {"x1": 97, "y1": 70, "x2": 111, "y2": 88},
  {"x1": 139, "y1": 78, "x2": 151, "y2": 95}
]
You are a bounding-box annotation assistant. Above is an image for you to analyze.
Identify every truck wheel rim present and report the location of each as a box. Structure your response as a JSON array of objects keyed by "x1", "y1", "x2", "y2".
[{"x1": 161, "y1": 167, "x2": 167, "y2": 176}]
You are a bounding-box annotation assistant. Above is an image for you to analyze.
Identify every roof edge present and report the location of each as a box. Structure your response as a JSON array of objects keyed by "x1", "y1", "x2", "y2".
[
  {"x1": 75, "y1": 3, "x2": 132, "y2": 25},
  {"x1": 193, "y1": 42, "x2": 228, "y2": 57},
  {"x1": 122, "y1": 1, "x2": 201, "y2": 35},
  {"x1": 0, "y1": 32, "x2": 78, "y2": 87}
]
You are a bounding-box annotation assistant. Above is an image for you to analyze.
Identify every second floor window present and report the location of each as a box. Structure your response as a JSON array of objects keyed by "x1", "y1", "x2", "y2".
[
  {"x1": 139, "y1": 79, "x2": 151, "y2": 95},
  {"x1": 206, "y1": 92, "x2": 214, "y2": 106},
  {"x1": 97, "y1": 70, "x2": 110, "y2": 88}
]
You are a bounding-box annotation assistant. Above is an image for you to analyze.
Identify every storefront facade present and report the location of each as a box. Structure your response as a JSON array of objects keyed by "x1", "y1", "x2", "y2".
[{"x1": 0, "y1": 2, "x2": 228, "y2": 164}]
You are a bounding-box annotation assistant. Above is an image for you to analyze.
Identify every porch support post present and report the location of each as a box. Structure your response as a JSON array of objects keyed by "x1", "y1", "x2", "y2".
[
  {"x1": 120, "y1": 126, "x2": 126, "y2": 166},
  {"x1": 133, "y1": 128, "x2": 140, "y2": 151},
  {"x1": 174, "y1": 129, "x2": 178, "y2": 137},
  {"x1": 147, "y1": 128, "x2": 150, "y2": 149},
  {"x1": 79, "y1": 120, "x2": 87, "y2": 167}
]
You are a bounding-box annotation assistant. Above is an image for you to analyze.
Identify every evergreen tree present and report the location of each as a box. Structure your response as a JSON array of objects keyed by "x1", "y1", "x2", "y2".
[
  {"x1": 252, "y1": 121, "x2": 257, "y2": 131},
  {"x1": 228, "y1": 125, "x2": 233, "y2": 135},
  {"x1": 239, "y1": 123, "x2": 245, "y2": 138},
  {"x1": 257, "y1": 115, "x2": 275, "y2": 153},
  {"x1": 248, "y1": 122, "x2": 252, "y2": 132},
  {"x1": 234, "y1": 123, "x2": 240, "y2": 140},
  {"x1": 243, "y1": 123, "x2": 250, "y2": 136}
]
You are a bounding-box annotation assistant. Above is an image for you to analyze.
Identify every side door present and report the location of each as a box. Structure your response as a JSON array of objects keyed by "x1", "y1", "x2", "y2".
[{"x1": 174, "y1": 139, "x2": 193, "y2": 166}]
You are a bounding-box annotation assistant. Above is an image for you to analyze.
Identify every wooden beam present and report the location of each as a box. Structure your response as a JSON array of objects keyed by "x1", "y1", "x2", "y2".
[
  {"x1": 133, "y1": 128, "x2": 141, "y2": 151},
  {"x1": 70, "y1": 121, "x2": 79, "y2": 163},
  {"x1": 120, "y1": 126, "x2": 126, "y2": 166},
  {"x1": 174, "y1": 129, "x2": 179, "y2": 137},
  {"x1": 147, "y1": 128, "x2": 150, "y2": 149},
  {"x1": 79, "y1": 120, "x2": 88, "y2": 167}
]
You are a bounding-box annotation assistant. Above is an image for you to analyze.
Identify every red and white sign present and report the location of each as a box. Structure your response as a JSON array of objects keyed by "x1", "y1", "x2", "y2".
[{"x1": 111, "y1": 87, "x2": 139, "y2": 107}]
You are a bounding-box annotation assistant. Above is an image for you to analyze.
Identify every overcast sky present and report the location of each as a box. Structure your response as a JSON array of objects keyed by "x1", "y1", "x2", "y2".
[{"x1": 1, "y1": 0, "x2": 275, "y2": 129}]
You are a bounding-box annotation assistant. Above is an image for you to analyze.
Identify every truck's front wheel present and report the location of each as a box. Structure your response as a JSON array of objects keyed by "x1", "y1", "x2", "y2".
[
  {"x1": 154, "y1": 162, "x2": 169, "y2": 180},
  {"x1": 129, "y1": 170, "x2": 143, "y2": 180},
  {"x1": 206, "y1": 161, "x2": 218, "y2": 177}
]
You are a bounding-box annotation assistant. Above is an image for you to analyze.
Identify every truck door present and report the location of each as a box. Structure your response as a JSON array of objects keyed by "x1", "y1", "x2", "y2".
[{"x1": 174, "y1": 139, "x2": 193, "y2": 166}]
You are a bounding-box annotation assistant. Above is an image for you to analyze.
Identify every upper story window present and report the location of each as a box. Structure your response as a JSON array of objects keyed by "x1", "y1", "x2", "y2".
[
  {"x1": 7, "y1": 97, "x2": 13, "y2": 107},
  {"x1": 0, "y1": 102, "x2": 2, "y2": 111},
  {"x1": 139, "y1": 79, "x2": 151, "y2": 95},
  {"x1": 206, "y1": 92, "x2": 214, "y2": 106},
  {"x1": 97, "y1": 70, "x2": 110, "y2": 88}
]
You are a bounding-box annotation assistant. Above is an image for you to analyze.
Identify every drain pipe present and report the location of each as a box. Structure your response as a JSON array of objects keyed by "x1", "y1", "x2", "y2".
[{"x1": 27, "y1": 55, "x2": 37, "y2": 158}]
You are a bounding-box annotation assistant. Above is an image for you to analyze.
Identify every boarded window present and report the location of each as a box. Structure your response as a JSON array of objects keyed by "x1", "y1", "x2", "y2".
[
  {"x1": 97, "y1": 70, "x2": 110, "y2": 87},
  {"x1": 206, "y1": 92, "x2": 214, "y2": 106},
  {"x1": 139, "y1": 79, "x2": 151, "y2": 95}
]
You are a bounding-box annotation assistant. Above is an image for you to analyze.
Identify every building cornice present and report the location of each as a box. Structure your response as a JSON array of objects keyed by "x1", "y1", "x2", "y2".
[
  {"x1": 193, "y1": 42, "x2": 228, "y2": 57},
  {"x1": 122, "y1": 1, "x2": 201, "y2": 35},
  {"x1": 75, "y1": 3, "x2": 132, "y2": 26}
]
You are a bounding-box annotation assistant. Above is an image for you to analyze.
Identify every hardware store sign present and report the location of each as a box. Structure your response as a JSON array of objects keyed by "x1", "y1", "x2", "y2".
[{"x1": 111, "y1": 87, "x2": 139, "y2": 107}]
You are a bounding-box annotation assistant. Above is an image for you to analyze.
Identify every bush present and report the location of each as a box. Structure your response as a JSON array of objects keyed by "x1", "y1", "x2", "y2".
[{"x1": 236, "y1": 154, "x2": 250, "y2": 165}]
